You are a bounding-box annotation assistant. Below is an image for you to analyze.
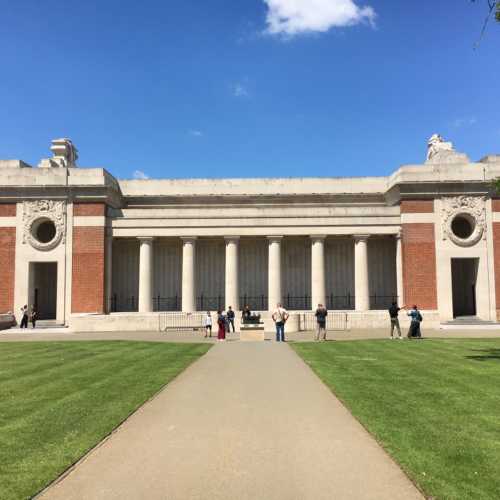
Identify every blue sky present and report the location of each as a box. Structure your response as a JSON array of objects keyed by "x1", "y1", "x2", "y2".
[{"x1": 0, "y1": 0, "x2": 498, "y2": 179}]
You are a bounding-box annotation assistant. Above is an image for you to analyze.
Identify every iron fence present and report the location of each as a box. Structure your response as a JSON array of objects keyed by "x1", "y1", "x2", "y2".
[
  {"x1": 283, "y1": 294, "x2": 311, "y2": 310},
  {"x1": 239, "y1": 295, "x2": 268, "y2": 311},
  {"x1": 108, "y1": 295, "x2": 137, "y2": 313},
  {"x1": 153, "y1": 296, "x2": 181, "y2": 312},
  {"x1": 196, "y1": 295, "x2": 225, "y2": 311},
  {"x1": 159, "y1": 312, "x2": 205, "y2": 331},
  {"x1": 326, "y1": 293, "x2": 355, "y2": 310},
  {"x1": 299, "y1": 312, "x2": 348, "y2": 331},
  {"x1": 370, "y1": 294, "x2": 398, "y2": 310}
]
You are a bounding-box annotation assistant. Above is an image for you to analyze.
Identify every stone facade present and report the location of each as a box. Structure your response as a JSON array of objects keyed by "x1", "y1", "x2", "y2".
[{"x1": 1, "y1": 137, "x2": 500, "y2": 331}]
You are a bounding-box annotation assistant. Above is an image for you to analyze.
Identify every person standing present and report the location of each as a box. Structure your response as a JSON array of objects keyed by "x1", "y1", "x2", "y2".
[
  {"x1": 217, "y1": 309, "x2": 226, "y2": 341},
  {"x1": 226, "y1": 306, "x2": 235, "y2": 333},
  {"x1": 203, "y1": 311, "x2": 212, "y2": 338},
  {"x1": 388, "y1": 301, "x2": 403, "y2": 340},
  {"x1": 314, "y1": 304, "x2": 328, "y2": 341},
  {"x1": 29, "y1": 306, "x2": 37, "y2": 329},
  {"x1": 20, "y1": 305, "x2": 29, "y2": 329},
  {"x1": 272, "y1": 303, "x2": 289, "y2": 342},
  {"x1": 407, "y1": 305, "x2": 423, "y2": 339}
]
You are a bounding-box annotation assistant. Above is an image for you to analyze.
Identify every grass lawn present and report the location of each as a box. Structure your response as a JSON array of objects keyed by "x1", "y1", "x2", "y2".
[
  {"x1": 0, "y1": 341, "x2": 210, "y2": 500},
  {"x1": 292, "y1": 339, "x2": 500, "y2": 500}
]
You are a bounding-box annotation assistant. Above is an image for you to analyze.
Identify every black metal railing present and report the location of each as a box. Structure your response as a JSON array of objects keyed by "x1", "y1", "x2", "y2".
[
  {"x1": 108, "y1": 294, "x2": 138, "y2": 312},
  {"x1": 153, "y1": 295, "x2": 181, "y2": 312},
  {"x1": 239, "y1": 295, "x2": 268, "y2": 311},
  {"x1": 326, "y1": 293, "x2": 355, "y2": 310},
  {"x1": 370, "y1": 294, "x2": 398, "y2": 310},
  {"x1": 196, "y1": 295, "x2": 225, "y2": 311},
  {"x1": 283, "y1": 294, "x2": 311, "y2": 310}
]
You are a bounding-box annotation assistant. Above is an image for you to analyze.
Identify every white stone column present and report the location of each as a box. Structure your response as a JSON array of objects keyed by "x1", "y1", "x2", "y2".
[
  {"x1": 182, "y1": 237, "x2": 197, "y2": 312},
  {"x1": 396, "y1": 231, "x2": 404, "y2": 307},
  {"x1": 268, "y1": 236, "x2": 283, "y2": 310},
  {"x1": 138, "y1": 237, "x2": 154, "y2": 313},
  {"x1": 354, "y1": 235, "x2": 370, "y2": 311},
  {"x1": 311, "y1": 235, "x2": 326, "y2": 309},
  {"x1": 225, "y1": 237, "x2": 240, "y2": 311},
  {"x1": 105, "y1": 232, "x2": 113, "y2": 313}
]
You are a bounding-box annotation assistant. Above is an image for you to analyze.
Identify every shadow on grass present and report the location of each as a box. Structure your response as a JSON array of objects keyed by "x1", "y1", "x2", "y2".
[{"x1": 465, "y1": 348, "x2": 500, "y2": 362}]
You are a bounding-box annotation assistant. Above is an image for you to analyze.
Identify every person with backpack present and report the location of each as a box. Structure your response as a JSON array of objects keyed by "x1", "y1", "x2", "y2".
[
  {"x1": 314, "y1": 304, "x2": 328, "y2": 341},
  {"x1": 407, "y1": 305, "x2": 423, "y2": 339},
  {"x1": 272, "y1": 303, "x2": 289, "y2": 342}
]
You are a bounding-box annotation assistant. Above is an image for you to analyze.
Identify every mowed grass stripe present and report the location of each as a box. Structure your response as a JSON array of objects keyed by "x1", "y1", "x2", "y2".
[
  {"x1": 1, "y1": 342, "x2": 176, "y2": 401},
  {"x1": 0, "y1": 341, "x2": 210, "y2": 500},
  {"x1": 0, "y1": 343, "x2": 180, "y2": 422},
  {"x1": 292, "y1": 339, "x2": 500, "y2": 500}
]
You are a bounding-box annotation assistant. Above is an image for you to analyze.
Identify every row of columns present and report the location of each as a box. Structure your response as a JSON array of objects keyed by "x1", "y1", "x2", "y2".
[{"x1": 121, "y1": 234, "x2": 404, "y2": 313}]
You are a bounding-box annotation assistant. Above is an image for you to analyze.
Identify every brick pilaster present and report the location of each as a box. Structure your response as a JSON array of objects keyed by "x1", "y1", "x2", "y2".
[
  {"x1": 72, "y1": 203, "x2": 106, "y2": 314},
  {"x1": 0, "y1": 204, "x2": 16, "y2": 313},
  {"x1": 401, "y1": 200, "x2": 437, "y2": 310}
]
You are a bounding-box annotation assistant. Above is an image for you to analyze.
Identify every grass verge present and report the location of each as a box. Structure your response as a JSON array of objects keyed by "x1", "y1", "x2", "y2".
[
  {"x1": 0, "y1": 341, "x2": 211, "y2": 499},
  {"x1": 292, "y1": 339, "x2": 500, "y2": 500}
]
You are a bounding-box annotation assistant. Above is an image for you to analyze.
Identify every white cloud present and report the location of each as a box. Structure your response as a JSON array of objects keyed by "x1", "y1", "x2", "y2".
[
  {"x1": 263, "y1": 0, "x2": 376, "y2": 36},
  {"x1": 133, "y1": 170, "x2": 149, "y2": 180},
  {"x1": 189, "y1": 129, "x2": 204, "y2": 137},
  {"x1": 452, "y1": 117, "x2": 477, "y2": 128},
  {"x1": 232, "y1": 83, "x2": 249, "y2": 98}
]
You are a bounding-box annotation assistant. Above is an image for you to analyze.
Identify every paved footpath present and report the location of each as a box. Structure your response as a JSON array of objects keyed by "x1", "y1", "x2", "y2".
[{"x1": 42, "y1": 341, "x2": 423, "y2": 500}]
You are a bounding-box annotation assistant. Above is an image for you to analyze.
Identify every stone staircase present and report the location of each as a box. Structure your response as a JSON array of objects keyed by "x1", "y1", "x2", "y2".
[{"x1": 440, "y1": 316, "x2": 500, "y2": 330}]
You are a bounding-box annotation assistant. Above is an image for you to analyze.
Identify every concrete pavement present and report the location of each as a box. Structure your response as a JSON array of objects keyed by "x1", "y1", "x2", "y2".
[{"x1": 41, "y1": 341, "x2": 422, "y2": 500}]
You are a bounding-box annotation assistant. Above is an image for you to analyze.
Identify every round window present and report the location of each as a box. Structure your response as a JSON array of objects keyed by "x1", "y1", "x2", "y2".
[
  {"x1": 32, "y1": 218, "x2": 57, "y2": 244},
  {"x1": 451, "y1": 214, "x2": 475, "y2": 240}
]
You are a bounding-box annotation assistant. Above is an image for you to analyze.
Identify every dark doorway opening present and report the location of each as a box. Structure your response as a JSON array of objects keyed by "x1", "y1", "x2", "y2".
[
  {"x1": 451, "y1": 258, "x2": 478, "y2": 318},
  {"x1": 31, "y1": 262, "x2": 57, "y2": 320}
]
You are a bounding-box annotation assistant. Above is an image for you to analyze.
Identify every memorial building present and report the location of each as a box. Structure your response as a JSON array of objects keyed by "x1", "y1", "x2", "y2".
[{"x1": 1, "y1": 136, "x2": 499, "y2": 331}]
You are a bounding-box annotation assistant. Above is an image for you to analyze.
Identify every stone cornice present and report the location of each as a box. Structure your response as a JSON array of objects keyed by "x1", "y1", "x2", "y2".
[{"x1": 2, "y1": 157, "x2": 500, "y2": 209}]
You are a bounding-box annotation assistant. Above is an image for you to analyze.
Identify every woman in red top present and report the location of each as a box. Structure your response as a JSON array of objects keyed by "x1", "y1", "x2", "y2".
[{"x1": 217, "y1": 310, "x2": 226, "y2": 341}]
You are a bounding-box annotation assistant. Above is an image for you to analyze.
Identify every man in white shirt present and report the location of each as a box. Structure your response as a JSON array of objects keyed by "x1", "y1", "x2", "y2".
[{"x1": 272, "y1": 303, "x2": 289, "y2": 342}]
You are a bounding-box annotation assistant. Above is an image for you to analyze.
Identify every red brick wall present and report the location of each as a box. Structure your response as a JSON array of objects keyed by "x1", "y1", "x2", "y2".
[
  {"x1": 492, "y1": 200, "x2": 500, "y2": 212},
  {"x1": 73, "y1": 203, "x2": 106, "y2": 216},
  {"x1": 0, "y1": 227, "x2": 16, "y2": 313},
  {"x1": 72, "y1": 227, "x2": 105, "y2": 313},
  {"x1": 401, "y1": 223, "x2": 438, "y2": 310},
  {"x1": 0, "y1": 204, "x2": 16, "y2": 216},
  {"x1": 400, "y1": 200, "x2": 434, "y2": 214}
]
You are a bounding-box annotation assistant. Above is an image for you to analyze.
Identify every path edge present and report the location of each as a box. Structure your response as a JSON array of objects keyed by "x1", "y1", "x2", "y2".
[{"x1": 286, "y1": 341, "x2": 428, "y2": 500}]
